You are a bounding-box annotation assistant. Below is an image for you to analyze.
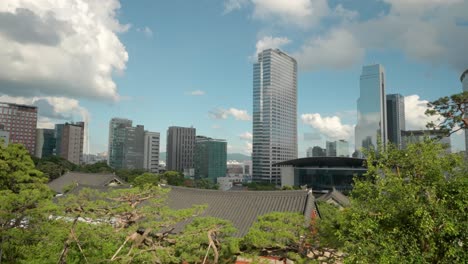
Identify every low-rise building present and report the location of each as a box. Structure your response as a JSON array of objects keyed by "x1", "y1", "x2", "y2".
[{"x1": 276, "y1": 157, "x2": 367, "y2": 192}]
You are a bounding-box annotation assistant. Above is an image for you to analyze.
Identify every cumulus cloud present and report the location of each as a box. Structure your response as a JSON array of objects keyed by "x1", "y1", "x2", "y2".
[
  {"x1": 239, "y1": 132, "x2": 253, "y2": 140},
  {"x1": 209, "y1": 108, "x2": 251, "y2": 121},
  {"x1": 293, "y1": 28, "x2": 364, "y2": 71},
  {"x1": 223, "y1": 0, "x2": 249, "y2": 14},
  {"x1": 251, "y1": 0, "x2": 329, "y2": 28},
  {"x1": 347, "y1": 0, "x2": 468, "y2": 72},
  {"x1": 254, "y1": 36, "x2": 291, "y2": 57},
  {"x1": 0, "y1": 95, "x2": 89, "y2": 126},
  {"x1": 0, "y1": 0, "x2": 129, "y2": 101},
  {"x1": 189, "y1": 90, "x2": 206, "y2": 96},
  {"x1": 404, "y1": 95, "x2": 440, "y2": 130},
  {"x1": 301, "y1": 113, "x2": 354, "y2": 140},
  {"x1": 137, "y1": 26, "x2": 153, "y2": 38}
]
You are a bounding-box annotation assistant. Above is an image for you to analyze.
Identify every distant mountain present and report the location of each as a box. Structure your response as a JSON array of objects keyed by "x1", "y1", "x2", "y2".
[
  {"x1": 227, "y1": 153, "x2": 251, "y2": 161},
  {"x1": 159, "y1": 152, "x2": 250, "y2": 162}
]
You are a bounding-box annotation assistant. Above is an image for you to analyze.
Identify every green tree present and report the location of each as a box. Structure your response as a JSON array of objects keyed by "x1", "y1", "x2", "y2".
[
  {"x1": 133, "y1": 172, "x2": 160, "y2": 188},
  {"x1": 242, "y1": 212, "x2": 308, "y2": 260},
  {"x1": 77, "y1": 161, "x2": 113, "y2": 173},
  {"x1": 115, "y1": 168, "x2": 146, "y2": 183},
  {"x1": 0, "y1": 144, "x2": 57, "y2": 262},
  {"x1": 174, "y1": 217, "x2": 238, "y2": 263},
  {"x1": 336, "y1": 141, "x2": 467, "y2": 263},
  {"x1": 161, "y1": 171, "x2": 185, "y2": 186},
  {"x1": 194, "y1": 178, "x2": 219, "y2": 189},
  {"x1": 36, "y1": 161, "x2": 65, "y2": 181},
  {"x1": 426, "y1": 91, "x2": 468, "y2": 136}
]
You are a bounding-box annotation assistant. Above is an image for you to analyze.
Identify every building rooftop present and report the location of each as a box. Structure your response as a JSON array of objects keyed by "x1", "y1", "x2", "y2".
[
  {"x1": 166, "y1": 186, "x2": 315, "y2": 236},
  {"x1": 48, "y1": 172, "x2": 125, "y2": 193},
  {"x1": 317, "y1": 188, "x2": 350, "y2": 208},
  {"x1": 274, "y1": 157, "x2": 366, "y2": 168}
]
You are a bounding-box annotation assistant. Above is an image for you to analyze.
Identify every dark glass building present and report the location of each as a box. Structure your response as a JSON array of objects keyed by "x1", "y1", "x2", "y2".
[{"x1": 277, "y1": 157, "x2": 367, "y2": 192}]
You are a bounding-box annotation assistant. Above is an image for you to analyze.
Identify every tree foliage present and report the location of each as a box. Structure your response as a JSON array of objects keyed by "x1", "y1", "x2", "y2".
[
  {"x1": 336, "y1": 140, "x2": 467, "y2": 263},
  {"x1": 426, "y1": 91, "x2": 468, "y2": 136}
]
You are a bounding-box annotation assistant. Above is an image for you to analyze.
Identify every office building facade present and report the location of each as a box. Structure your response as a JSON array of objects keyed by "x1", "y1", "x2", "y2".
[
  {"x1": 144, "y1": 131, "x2": 160, "y2": 173},
  {"x1": 56, "y1": 122, "x2": 84, "y2": 165},
  {"x1": 0, "y1": 124, "x2": 9, "y2": 147},
  {"x1": 122, "y1": 125, "x2": 145, "y2": 169},
  {"x1": 308, "y1": 146, "x2": 325, "y2": 157},
  {"x1": 325, "y1": 140, "x2": 349, "y2": 157},
  {"x1": 194, "y1": 136, "x2": 227, "y2": 182},
  {"x1": 355, "y1": 64, "x2": 387, "y2": 152},
  {"x1": 401, "y1": 130, "x2": 451, "y2": 152},
  {"x1": 166, "y1": 126, "x2": 196, "y2": 172},
  {"x1": 35, "y1": 128, "x2": 56, "y2": 158},
  {"x1": 0, "y1": 102, "x2": 37, "y2": 154},
  {"x1": 386, "y1": 94, "x2": 406, "y2": 148},
  {"x1": 108, "y1": 118, "x2": 133, "y2": 169},
  {"x1": 252, "y1": 49, "x2": 298, "y2": 184}
]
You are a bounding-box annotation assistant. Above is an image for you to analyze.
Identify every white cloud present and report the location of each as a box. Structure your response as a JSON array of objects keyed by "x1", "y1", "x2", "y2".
[
  {"x1": 404, "y1": 95, "x2": 440, "y2": 130},
  {"x1": 212, "y1": 124, "x2": 221, "y2": 129},
  {"x1": 223, "y1": 0, "x2": 249, "y2": 14},
  {"x1": 244, "y1": 142, "x2": 252, "y2": 154},
  {"x1": 347, "y1": 0, "x2": 468, "y2": 72},
  {"x1": 0, "y1": 0, "x2": 129, "y2": 101},
  {"x1": 239, "y1": 132, "x2": 253, "y2": 140},
  {"x1": 254, "y1": 36, "x2": 291, "y2": 57},
  {"x1": 189, "y1": 90, "x2": 206, "y2": 96},
  {"x1": 210, "y1": 108, "x2": 251, "y2": 121},
  {"x1": 137, "y1": 26, "x2": 153, "y2": 38},
  {"x1": 293, "y1": 28, "x2": 364, "y2": 71},
  {"x1": 251, "y1": 0, "x2": 329, "y2": 28},
  {"x1": 301, "y1": 113, "x2": 354, "y2": 140}
]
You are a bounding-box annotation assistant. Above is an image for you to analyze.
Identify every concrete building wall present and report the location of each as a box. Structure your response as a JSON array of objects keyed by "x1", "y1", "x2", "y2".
[
  {"x1": 0, "y1": 102, "x2": 37, "y2": 154},
  {"x1": 60, "y1": 122, "x2": 84, "y2": 165},
  {"x1": 144, "y1": 131, "x2": 160, "y2": 173},
  {"x1": 166, "y1": 126, "x2": 195, "y2": 172}
]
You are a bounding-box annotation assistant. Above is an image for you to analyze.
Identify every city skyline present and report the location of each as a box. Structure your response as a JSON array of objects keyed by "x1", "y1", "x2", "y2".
[{"x1": 0, "y1": 0, "x2": 466, "y2": 156}]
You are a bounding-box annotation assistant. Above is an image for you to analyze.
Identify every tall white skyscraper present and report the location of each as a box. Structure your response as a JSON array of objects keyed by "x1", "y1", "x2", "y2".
[
  {"x1": 355, "y1": 64, "x2": 387, "y2": 152},
  {"x1": 144, "y1": 131, "x2": 160, "y2": 173},
  {"x1": 252, "y1": 49, "x2": 297, "y2": 184},
  {"x1": 461, "y1": 69, "x2": 468, "y2": 153}
]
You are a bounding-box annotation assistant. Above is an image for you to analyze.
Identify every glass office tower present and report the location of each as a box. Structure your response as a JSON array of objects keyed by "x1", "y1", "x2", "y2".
[
  {"x1": 252, "y1": 49, "x2": 298, "y2": 184},
  {"x1": 108, "y1": 118, "x2": 133, "y2": 169},
  {"x1": 386, "y1": 94, "x2": 406, "y2": 148},
  {"x1": 355, "y1": 64, "x2": 387, "y2": 152},
  {"x1": 194, "y1": 136, "x2": 227, "y2": 182}
]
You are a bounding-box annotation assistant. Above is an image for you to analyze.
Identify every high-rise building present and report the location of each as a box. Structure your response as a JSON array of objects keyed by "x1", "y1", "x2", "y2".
[
  {"x1": 325, "y1": 140, "x2": 349, "y2": 157},
  {"x1": 307, "y1": 146, "x2": 326, "y2": 157},
  {"x1": 355, "y1": 64, "x2": 387, "y2": 152},
  {"x1": 401, "y1": 130, "x2": 451, "y2": 152},
  {"x1": 56, "y1": 122, "x2": 84, "y2": 165},
  {"x1": 326, "y1": 141, "x2": 337, "y2": 157},
  {"x1": 144, "y1": 131, "x2": 160, "y2": 173},
  {"x1": 123, "y1": 125, "x2": 145, "y2": 169},
  {"x1": 166, "y1": 126, "x2": 196, "y2": 172},
  {"x1": 0, "y1": 102, "x2": 37, "y2": 154},
  {"x1": 194, "y1": 136, "x2": 227, "y2": 182},
  {"x1": 252, "y1": 49, "x2": 298, "y2": 184},
  {"x1": 0, "y1": 124, "x2": 9, "y2": 147},
  {"x1": 386, "y1": 94, "x2": 406, "y2": 148},
  {"x1": 108, "y1": 118, "x2": 132, "y2": 169},
  {"x1": 35, "y1": 128, "x2": 56, "y2": 158},
  {"x1": 336, "y1": 140, "x2": 349, "y2": 157},
  {"x1": 461, "y1": 70, "x2": 468, "y2": 153}
]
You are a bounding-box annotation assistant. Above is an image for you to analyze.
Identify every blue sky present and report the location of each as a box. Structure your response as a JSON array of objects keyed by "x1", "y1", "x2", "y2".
[{"x1": 0, "y1": 0, "x2": 466, "y2": 155}]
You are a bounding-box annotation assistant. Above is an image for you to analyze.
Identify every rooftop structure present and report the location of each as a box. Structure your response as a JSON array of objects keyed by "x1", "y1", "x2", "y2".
[{"x1": 166, "y1": 186, "x2": 315, "y2": 236}]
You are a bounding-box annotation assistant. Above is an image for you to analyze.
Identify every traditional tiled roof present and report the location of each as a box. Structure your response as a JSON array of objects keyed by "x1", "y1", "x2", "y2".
[
  {"x1": 317, "y1": 188, "x2": 350, "y2": 208},
  {"x1": 48, "y1": 172, "x2": 125, "y2": 193},
  {"x1": 166, "y1": 186, "x2": 315, "y2": 237}
]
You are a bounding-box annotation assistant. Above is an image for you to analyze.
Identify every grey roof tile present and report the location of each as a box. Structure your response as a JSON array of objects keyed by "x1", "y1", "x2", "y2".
[
  {"x1": 166, "y1": 186, "x2": 315, "y2": 236},
  {"x1": 48, "y1": 172, "x2": 126, "y2": 193}
]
